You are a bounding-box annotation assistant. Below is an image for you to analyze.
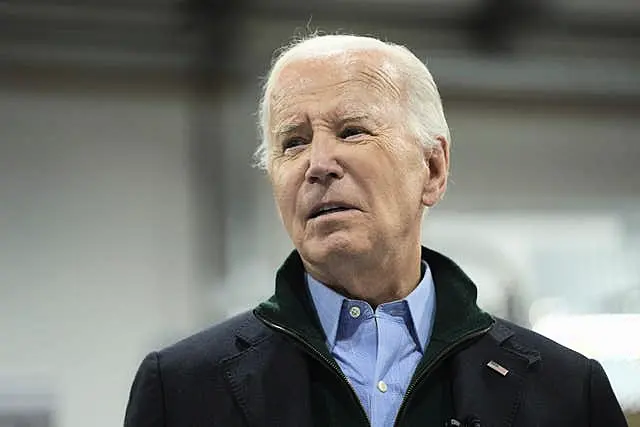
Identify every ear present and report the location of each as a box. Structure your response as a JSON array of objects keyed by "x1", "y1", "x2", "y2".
[{"x1": 421, "y1": 136, "x2": 450, "y2": 207}]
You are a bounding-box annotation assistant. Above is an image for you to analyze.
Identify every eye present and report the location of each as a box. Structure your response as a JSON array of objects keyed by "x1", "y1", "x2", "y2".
[
  {"x1": 339, "y1": 126, "x2": 368, "y2": 139},
  {"x1": 282, "y1": 137, "x2": 307, "y2": 152}
]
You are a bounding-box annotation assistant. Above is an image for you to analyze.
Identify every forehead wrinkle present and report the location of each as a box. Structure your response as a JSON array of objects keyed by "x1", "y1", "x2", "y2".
[
  {"x1": 268, "y1": 53, "x2": 405, "y2": 137},
  {"x1": 356, "y1": 66, "x2": 402, "y2": 102},
  {"x1": 269, "y1": 78, "x2": 349, "y2": 128},
  {"x1": 343, "y1": 49, "x2": 405, "y2": 97}
]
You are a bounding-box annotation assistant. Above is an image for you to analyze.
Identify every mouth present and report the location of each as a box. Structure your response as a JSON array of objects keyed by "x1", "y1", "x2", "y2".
[{"x1": 308, "y1": 203, "x2": 358, "y2": 220}]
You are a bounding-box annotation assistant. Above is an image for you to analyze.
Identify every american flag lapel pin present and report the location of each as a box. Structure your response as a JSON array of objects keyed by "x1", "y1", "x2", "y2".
[{"x1": 487, "y1": 360, "x2": 509, "y2": 376}]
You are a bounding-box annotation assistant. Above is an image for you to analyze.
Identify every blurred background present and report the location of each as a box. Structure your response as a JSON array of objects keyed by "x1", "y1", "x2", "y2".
[{"x1": 0, "y1": 0, "x2": 639, "y2": 425}]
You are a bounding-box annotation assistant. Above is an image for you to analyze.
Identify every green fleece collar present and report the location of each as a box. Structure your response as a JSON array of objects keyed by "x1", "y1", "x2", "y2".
[{"x1": 254, "y1": 247, "x2": 494, "y2": 357}]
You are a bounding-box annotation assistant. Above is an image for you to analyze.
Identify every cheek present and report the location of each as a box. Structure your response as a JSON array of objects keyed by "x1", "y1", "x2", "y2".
[
  {"x1": 372, "y1": 147, "x2": 422, "y2": 190},
  {"x1": 378, "y1": 153, "x2": 426, "y2": 211},
  {"x1": 271, "y1": 171, "x2": 301, "y2": 222}
]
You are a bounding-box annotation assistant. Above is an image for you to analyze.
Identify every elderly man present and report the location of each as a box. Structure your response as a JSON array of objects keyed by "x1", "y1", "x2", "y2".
[{"x1": 124, "y1": 34, "x2": 627, "y2": 427}]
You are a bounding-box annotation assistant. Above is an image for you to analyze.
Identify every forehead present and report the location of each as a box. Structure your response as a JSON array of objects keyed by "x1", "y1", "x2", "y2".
[{"x1": 269, "y1": 51, "x2": 403, "y2": 124}]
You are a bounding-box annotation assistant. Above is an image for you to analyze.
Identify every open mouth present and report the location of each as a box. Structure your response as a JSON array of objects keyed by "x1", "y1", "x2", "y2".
[{"x1": 309, "y1": 205, "x2": 355, "y2": 219}]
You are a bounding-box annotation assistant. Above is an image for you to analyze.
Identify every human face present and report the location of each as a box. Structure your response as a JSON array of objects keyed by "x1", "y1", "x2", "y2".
[{"x1": 267, "y1": 51, "x2": 441, "y2": 268}]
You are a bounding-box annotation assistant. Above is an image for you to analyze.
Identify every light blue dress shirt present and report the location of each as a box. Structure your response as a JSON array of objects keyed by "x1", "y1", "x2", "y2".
[{"x1": 307, "y1": 262, "x2": 436, "y2": 427}]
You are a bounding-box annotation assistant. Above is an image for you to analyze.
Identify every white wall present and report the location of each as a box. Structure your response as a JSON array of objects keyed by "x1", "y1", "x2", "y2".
[
  {"x1": 0, "y1": 79, "x2": 199, "y2": 427},
  {"x1": 441, "y1": 102, "x2": 640, "y2": 208}
]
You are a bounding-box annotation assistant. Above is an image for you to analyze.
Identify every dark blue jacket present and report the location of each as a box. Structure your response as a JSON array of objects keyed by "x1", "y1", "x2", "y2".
[{"x1": 125, "y1": 248, "x2": 628, "y2": 426}]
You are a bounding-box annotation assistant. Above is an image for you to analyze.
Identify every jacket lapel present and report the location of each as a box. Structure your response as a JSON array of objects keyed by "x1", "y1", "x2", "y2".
[
  {"x1": 450, "y1": 320, "x2": 541, "y2": 427},
  {"x1": 223, "y1": 318, "x2": 313, "y2": 427}
]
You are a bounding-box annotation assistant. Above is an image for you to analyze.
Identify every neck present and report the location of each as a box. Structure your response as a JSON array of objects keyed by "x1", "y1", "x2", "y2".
[{"x1": 302, "y1": 242, "x2": 423, "y2": 307}]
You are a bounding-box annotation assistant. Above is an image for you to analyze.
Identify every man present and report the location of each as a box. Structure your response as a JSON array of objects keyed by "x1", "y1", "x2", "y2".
[{"x1": 124, "y1": 34, "x2": 628, "y2": 426}]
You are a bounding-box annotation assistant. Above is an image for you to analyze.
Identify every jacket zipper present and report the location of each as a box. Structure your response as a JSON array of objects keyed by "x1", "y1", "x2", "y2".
[
  {"x1": 255, "y1": 312, "x2": 371, "y2": 426},
  {"x1": 392, "y1": 324, "x2": 493, "y2": 427}
]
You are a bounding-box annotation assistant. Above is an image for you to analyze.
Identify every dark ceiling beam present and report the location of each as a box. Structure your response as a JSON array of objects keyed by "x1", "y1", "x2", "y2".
[
  {"x1": 2, "y1": 0, "x2": 639, "y2": 45},
  {"x1": 0, "y1": 0, "x2": 638, "y2": 105}
]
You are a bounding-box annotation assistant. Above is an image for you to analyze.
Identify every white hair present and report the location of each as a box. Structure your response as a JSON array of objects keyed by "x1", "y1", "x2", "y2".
[{"x1": 254, "y1": 34, "x2": 450, "y2": 170}]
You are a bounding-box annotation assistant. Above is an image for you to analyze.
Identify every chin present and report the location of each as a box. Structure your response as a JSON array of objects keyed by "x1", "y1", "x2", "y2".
[{"x1": 300, "y1": 232, "x2": 371, "y2": 265}]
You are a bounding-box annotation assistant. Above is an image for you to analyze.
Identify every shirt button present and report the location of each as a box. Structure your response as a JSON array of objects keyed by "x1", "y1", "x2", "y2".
[
  {"x1": 349, "y1": 306, "x2": 361, "y2": 318},
  {"x1": 377, "y1": 380, "x2": 388, "y2": 393}
]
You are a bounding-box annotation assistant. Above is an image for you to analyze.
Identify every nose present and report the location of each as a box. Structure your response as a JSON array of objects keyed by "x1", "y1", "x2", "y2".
[{"x1": 304, "y1": 135, "x2": 344, "y2": 184}]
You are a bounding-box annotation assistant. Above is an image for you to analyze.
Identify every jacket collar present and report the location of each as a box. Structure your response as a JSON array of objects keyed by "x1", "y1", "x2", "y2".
[
  {"x1": 253, "y1": 246, "x2": 494, "y2": 361},
  {"x1": 233, "y1": 247, "x2": 540, "y2": 427}
]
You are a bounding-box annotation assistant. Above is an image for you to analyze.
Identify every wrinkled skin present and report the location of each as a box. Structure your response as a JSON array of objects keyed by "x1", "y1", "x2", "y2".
[{"x1": 267, "y1": 50, "x2": 449, "y2": 305}]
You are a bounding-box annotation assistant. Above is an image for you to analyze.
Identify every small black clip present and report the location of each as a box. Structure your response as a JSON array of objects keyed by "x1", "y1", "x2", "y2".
[
  {"x1": 465, "y1": 416, "x2": 482, "y2": 427},
  {"x1": 446, "y1": 416, "x2": 481, "y2": 427}
]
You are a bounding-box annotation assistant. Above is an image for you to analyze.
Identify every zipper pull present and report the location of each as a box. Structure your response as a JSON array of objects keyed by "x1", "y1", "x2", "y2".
[{"x1": 446, "y1": 417, "x2": 481, "y2": 427}]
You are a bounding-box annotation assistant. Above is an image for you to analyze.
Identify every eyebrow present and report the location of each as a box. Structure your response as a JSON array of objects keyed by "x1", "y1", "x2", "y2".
[
  {"x1": 272, "y1": 112, "x2": 376, "y2": 138},
  {"x1": 274, "y1": 121, "x2": 307, "y2": 139},
  {"x1": 335, "y1": 113, "x2": 371, "y2": 125}
]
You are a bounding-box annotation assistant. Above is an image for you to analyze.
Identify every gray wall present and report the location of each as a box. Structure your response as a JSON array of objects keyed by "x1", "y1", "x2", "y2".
[{"x1": 0, "y1": 75, "x2": 199, "y2": 427}]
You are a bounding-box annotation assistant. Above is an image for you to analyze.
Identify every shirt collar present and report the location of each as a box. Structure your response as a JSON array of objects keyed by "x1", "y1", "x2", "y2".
[
  {"x1": 306, "y1": 260, "x2": 436, "y2": 352},
  {"x1": 403, "y1": 261, "x2": 436, "y2": 351},
  {"x1": 306, "y1": 272, "x2": 343, "y2": 349}
]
